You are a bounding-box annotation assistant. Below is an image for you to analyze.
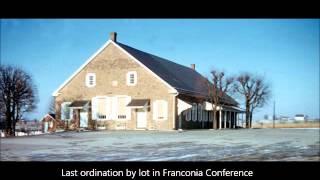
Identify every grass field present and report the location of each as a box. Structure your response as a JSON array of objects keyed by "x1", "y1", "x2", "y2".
[{"x1": 252, "y1": 121, "x2": 320, "y2": 128}]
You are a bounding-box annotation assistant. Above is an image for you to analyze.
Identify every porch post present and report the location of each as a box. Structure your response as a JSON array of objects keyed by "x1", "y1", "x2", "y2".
[
  {"x1": 230, "y1": 111, "x2": 232, "y2": 129},
  {"x1": 219, "y1": 110, "x2": 222, "y2": 129},
  {"x1": 178, "y1": 112, "x2": 182, "y2": 130},
  {"x1": 224, "y1": 111, "x2": 226, "y2": 129},
  {"x1": 242, "y1": 113, "x2": 244, "y2": 128},
  {"x1": 229, "y1": 111, "x2": 232, "y2": 129},
  {"x1": 234, "y1": 112, "x2": 236, "y2": 128},
  {"x1": 236, "y1": 112, "x2": 238, "y2": 128}
]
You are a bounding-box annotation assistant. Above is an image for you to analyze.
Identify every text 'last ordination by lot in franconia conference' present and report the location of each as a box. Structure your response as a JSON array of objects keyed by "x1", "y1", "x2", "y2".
[{"x1": 61, "y1": 168, "x2": 254, "y2": 178}]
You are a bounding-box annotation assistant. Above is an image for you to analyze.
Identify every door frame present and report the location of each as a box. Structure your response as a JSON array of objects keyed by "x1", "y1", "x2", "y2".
[
  {"x1": 80, "y1": 110, "x2": 88, "y2": 128},
  {"x1": 136, "y1": 109, "x2": 147, "y2": 129}
]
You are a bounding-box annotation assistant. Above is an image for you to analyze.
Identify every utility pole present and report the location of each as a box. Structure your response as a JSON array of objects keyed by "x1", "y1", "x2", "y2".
[{"x1": 273, "y1": 100, "x2": 276, "y2": 128}]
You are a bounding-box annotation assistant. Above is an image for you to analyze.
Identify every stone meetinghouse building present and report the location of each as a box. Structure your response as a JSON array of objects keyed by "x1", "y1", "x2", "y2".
[{"x1": 53, "y1": 32, "x2": 243, "y2": 131}]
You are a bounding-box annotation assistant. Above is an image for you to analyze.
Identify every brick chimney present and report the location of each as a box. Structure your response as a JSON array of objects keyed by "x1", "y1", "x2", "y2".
[
  {"x1": 190, "y1": 64, "x2": 195, "y2": 70},
  {"x1": 110, "y1": 32, "x2": 117, "y2": 42}
]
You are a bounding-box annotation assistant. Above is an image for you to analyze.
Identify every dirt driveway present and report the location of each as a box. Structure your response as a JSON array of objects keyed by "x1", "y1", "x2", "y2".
[{"x1": 1, "y1": 129, "x2": 319, "y2": 161}]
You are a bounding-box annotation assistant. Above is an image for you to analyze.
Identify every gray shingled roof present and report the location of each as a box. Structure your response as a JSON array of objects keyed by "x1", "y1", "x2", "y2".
[{"x1": 117, "y1": 42, "x2": 238, "y2": 106}]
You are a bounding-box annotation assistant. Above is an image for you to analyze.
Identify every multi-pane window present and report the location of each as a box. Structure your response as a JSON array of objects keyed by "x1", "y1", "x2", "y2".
[
  {"x1": 86, "y1": 73, "x2": 96, "y2": 87},
  {"x1": 61, "y1": 102, "x2": 72, "y2": 120},
  {"x1": 198, "y1": 104, "x2": 202, "y2": 122},
  {"x1": 127, "y1": 71, "x2": 137, "y2": 86},
  {"x1": 89, "y1": 76, "x2": 94, "y2": 85},
  {"x1": 186, "y1": 109, "x2": 192, "y2": 121},
  {"x1": 209, "y1": 111, "x2": 213, "y2": 122},
  {"x1": 130, "y1": 74, "x2": 135, "y2": 84},
  {"x1": 192, "y1": 103, "x2": 197, "y2": 122},
  {"x1": 203, "y1": 110, "x2": 208, "y2": 122}
]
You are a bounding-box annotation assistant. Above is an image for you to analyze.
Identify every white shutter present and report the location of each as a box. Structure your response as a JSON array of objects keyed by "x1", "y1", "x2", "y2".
[
  {"x1": 192, "y1": 104, "x2": 197, "y2": 122},
  {"x1": 106, "y1": 97, "x2": 113, "y2": 120},
  {"x1": 126, "y1": 96, "x2": 131, "y2": 120},
  {"x1": 61, "y1": 103, "x2": 66, "y2": 120},
  {"x1": 163, "y1": 100, "x2": 168, "y2": 120},
  {"x1": 186, "y1": 109, "x2": 191, "y2": 121},
  {"x1": 61, "y1": 102, "x2": 71, "y2": 120},
  {"x1": 91, "y1": 97, "x2": 98, "y2": 120},
  {"x1": 153, "y1": 100, "x2": 158, "y2": 120},
  {"x1": 111, "y1": 97, "x2": 118, "y2": 120},
  {"x1": 153, "y1": 100, "x2": 168, "y2": 121},
  {"x1": 198, "y1": 104, "x2": 202, "y2": 122}
]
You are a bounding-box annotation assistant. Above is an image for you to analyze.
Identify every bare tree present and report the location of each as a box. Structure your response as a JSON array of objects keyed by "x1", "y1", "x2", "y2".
[
  {"x1": 234, "y1": 73, "x2": 271, "y2": 128},
  {"x1": 207, "y1": 69, "x2": 234, "y2": 129},
  {"x1": 249, "y1": 79, "x2": 271, "y2": 127},
  {"x1": 47, "y1": 97, "x2": 56, "y2": 114},
  {"x1": 0, "y1": 65, "x2": 38, "y2": 136}
]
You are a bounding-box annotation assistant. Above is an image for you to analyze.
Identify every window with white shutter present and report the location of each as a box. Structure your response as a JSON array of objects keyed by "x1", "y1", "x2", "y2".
[
  {"x1": 91, "y1": 97, "x2": 98, "y2": 120},
  {"x1": 203, "y1": 110, "x2": 208, "y2": 122},
  {"x1": 198, "y1": 104, "x2": 202, "y2": 122},
  {"x1": 97, "y1": 97, "x2": 107, "y2": 119},
  {"x1": 209, "y1": 111, "x2": 213, "y2": 122},
  {"x1": 61, "y1": 102, "x2": 72, "y2": 120},
  {"x1": 153, "y1": 100, "x2": 168, "y2": 120},
  {"x1": 186, "y1": 109, "x2": 192, "y2": 121},
  {"x1": 117, "y1": 96, "x2": 131, "y2": 120},
  {"x1": 92, "y1": 96, "x2": 111, "y2": 120},
  {"x1": 92, "y1": 96, "x2": 131, "y2": 121},
  {"x1": 192, "y1": 103, "x2": 197, "y2": 122}
]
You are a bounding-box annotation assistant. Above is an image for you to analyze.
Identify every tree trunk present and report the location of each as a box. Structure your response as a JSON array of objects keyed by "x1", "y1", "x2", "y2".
[
  {"x1": 5, "y1": 106, "x2": 12, "y2": 136},
  {"x1": 12, "y1": 120, "x2": 17, "y2": 136},
  {"x1": 246, "y1": 100, "x2": 250, "y2": 128},
  {"x1": 5, "y1": 116, "x2": 12, "y2": 136},
  {"x1": 245, "y1": 100, "x2": 250, "y2": 128},
  {"x1": 249, "y1": 112, "x2": 253, "y2": 128},
  {"x1": 212, "y1": 110, "x2": 217, "y2": 129}
]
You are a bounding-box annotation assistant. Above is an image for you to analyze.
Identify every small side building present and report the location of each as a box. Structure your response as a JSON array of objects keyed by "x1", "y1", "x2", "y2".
[{"x1": 42, "y1": 114, "x2": 57, "y2": 133}]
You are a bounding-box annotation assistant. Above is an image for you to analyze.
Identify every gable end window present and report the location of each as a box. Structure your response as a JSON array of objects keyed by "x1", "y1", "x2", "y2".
[
  {"x1": 126, "y1": 71, "x2": 137, "y2": 86},
  {"x1": 86, "y1": 73, "x2": 96, "y2": 87}
]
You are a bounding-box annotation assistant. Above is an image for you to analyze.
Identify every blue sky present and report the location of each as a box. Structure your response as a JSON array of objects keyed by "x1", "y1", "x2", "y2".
[{"x1": 1, "y1": 19, "x2": 319, "y2": 120}]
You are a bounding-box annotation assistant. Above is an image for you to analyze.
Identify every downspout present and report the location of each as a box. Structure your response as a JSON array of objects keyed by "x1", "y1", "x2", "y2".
[{"x1": 172, "y1": 91, "x2": 179, "y2": 130}]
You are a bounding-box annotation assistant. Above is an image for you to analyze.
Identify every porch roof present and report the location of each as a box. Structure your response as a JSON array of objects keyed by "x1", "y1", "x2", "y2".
[
  {"x1": 69, "y1": 100, "x2": 89, "y2": 108},
  {"x1": 223, "y1": 105, "x2": 245, "y2": 113},
  {"x1": 127, "y1": 99, "x2": 150, "y2": 108},
  {"x1": 203, "y1": 101, "x2": 245, "y2": 113}
]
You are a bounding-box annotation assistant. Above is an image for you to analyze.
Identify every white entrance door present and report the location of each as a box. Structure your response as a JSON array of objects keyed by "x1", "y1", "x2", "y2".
[
  {"x1": 136, "y1": 110, "x2": 147, "y2": 129},
  {"x1": 80, "y1": 111, "x2": 88, "y2": 128}
]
